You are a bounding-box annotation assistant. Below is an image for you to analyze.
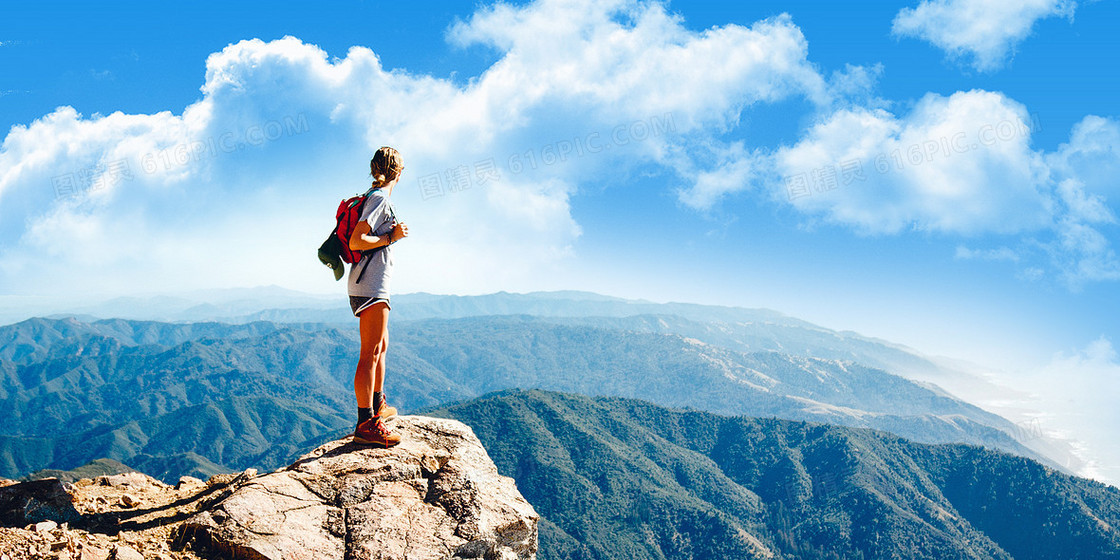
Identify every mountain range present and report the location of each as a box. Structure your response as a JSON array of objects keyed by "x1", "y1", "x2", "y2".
[
  {"x1": 431, "y1": 389, "x2": 1120, "y2": 560},
  {"x1": 0, "y1": 308, "x2": 1049, "y2": 481}
]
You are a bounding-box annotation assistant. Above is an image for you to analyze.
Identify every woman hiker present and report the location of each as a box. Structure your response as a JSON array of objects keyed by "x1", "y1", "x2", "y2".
[{"x1": 348, "y1": 146, "x2": 408, "y2": 447}]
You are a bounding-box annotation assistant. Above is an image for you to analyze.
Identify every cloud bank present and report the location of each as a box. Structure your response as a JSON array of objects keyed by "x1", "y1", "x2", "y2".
[
  {"x1": 678, "y1": 88, "x2": 1118, "y2": 288},
  {"x1": 892, "y1": 0, "x2": 1078, "y2": 71},
  {"x1": 774, "y1": 90, "x2": 1051, "y2": 235},
  {"x1": 0, "y1": 0, "x2": 828, "y2": 297},
  {"x1": 0, "y1": 0, "x2": 1116, "y2": 298}
]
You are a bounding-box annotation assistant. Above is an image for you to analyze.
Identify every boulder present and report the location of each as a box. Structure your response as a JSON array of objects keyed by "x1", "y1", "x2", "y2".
[
  {"x1": 95, "y1": 473, "x2": 165, "y2": 490},
  {"x1": 180, "y1": 416, "x2": 537, "y2": 560},
  {"x1": 176, "y1": 476, "x2": 204, "y2": 491},
  {"x1": 0, "y1": 478, "x2": 80, "y2": 527},
  {"x1": 111, "y1": 544, "x2": 145, "y2": 560},
  {"x1": 180, "y1": 416, "x2": 538, "y2": 560},
  {"x1": 30, "y1": 521, "x2": 57, "y2": 533}
]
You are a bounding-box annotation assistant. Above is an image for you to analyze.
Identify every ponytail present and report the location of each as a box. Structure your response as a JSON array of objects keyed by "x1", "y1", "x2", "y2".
[{"x1": 370, "y1": 146, "x2": 404, "y2": 188}]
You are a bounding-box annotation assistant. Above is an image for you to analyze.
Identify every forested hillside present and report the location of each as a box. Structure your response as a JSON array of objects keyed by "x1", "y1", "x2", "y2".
[{"x1": 433, "y1": 390, "x2": 1120, "y2": 560}]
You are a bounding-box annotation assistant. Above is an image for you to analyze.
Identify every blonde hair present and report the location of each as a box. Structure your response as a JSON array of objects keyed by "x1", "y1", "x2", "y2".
[{"x1": 370, "y1": 147, "x2": 404, "y2": 188}]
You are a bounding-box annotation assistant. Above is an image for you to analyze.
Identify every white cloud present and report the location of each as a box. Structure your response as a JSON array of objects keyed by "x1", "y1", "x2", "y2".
[
  {"x1": 954, "y1": 245, "x2": 1020, "y2": 262},
  {"x1": 448, "y1": 1, "x2": 829, "y2": 211},
  {"x1": 448, "y1": 2, "x2": 828, "y2": 123},
  {"x1": 1057, "y1": 179, "x2": 1115, "y2": 224},
  {"x1": 892, "y1": 0, "x2": 1078, "y2": 71},
  {"x1": 0, "y1": 1, "x2": 831, "y2": 298},
  {"x1": 1042, "y1": 118, "x2": 1120, "y2": 287},
  {"x1": 1047, "y1": 115, "x2": 1120, "y2": 200},
  {"x1": 0, "y1": 35, "x2": 571, "y2": 297},
  {"x1": 675, "y1": 142, "x2": 767, "y2": 210},
  {"x1": 1046, "y1": 218, "x2": 1120, "y2": 287},
  {"x1": 825, "y1": 63, "x2": 887, "y2": 111},
  {"x1": 757, "y1": 94, "x2": 1120, "y2": 287},
  {"x1": 773, "y1": 89, "x2": 1051, "y2": 235}
]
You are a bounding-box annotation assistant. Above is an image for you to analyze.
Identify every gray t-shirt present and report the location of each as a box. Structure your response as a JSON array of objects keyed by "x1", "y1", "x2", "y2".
[{"x1": 346, "y1": 189, "x2": 396, "y2": 299}]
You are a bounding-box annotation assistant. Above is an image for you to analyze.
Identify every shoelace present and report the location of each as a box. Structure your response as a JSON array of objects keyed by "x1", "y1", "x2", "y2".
[{"x1": 366, "y1": 419, "x2": 391, "y2": 437}]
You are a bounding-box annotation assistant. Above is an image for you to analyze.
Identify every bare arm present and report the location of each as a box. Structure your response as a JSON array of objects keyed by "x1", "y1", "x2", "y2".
[
  {"x1": 349, "y1": 221, "x2": 409, "y2": 252},
  {"x1": 349, "y1": 221, "x2": 390, "y2": 252}
]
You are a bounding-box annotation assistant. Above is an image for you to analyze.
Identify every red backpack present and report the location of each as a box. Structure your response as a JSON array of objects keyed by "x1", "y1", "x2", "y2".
[
  {"x1": 317, "y1": 189, "x2": 385, "y2": 282},
  {"x1": 335, "y1": 190, "x2": 372, "y2": 264}
]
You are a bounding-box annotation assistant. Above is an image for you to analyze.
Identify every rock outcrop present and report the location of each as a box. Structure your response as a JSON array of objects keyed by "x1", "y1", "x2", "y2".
[
  {"x1": 0, "y1": 478, "x2": 80, "y2": 527},
  {"x1": 0, "y1": 469, "x2": 199, "y2": 559},
  {"x1": 182, "y1": 416, "x2": 538, "y2": 560},
  {"x1": 0, "y1": 416, "x2": 539, "y2": 560}
]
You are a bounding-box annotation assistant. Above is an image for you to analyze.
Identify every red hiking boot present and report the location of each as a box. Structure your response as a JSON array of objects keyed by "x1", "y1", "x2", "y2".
[
  {"x1": 374, "y1": 393, "x2": 397, "y2": 420},
  {"x1": 353, "y1": 417, "x2": 401, "y2": 448}
]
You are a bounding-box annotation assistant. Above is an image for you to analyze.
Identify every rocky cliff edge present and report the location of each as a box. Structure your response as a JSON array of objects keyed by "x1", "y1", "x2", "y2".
[{"x1": 0, "y1": 416, "x2": 539, "y2": 560}]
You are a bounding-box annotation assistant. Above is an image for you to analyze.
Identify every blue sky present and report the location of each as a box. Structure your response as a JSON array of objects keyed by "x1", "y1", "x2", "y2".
[{"x1": 2, "y1": 1, "x2": 1119, "y2": 480}]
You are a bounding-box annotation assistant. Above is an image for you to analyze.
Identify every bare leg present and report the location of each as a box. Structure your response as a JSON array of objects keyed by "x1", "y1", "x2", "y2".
[
  {"x1": 375, "y1": 328, "x2": 388, "y2": 394},
  {"x1": 355, "y1": 302, "x2": 390, "y2": 409}
]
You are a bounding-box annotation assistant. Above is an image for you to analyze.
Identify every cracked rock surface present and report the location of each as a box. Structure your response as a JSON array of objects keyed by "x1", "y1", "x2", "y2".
[{"x1": 180, "y1": 416, "x2": 539, "y2": 560}]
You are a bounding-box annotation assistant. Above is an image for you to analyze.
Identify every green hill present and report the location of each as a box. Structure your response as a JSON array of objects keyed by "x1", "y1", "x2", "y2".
[
  {"x1": 430, "y1": 390, "x2": 1120, "y2": 560},
  {"x1": 23, "y1": 458, "x2": 136, "y2": 483},
  {"x1": 0, "y1": 316, "x2": 1046, "y2": 481}
]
